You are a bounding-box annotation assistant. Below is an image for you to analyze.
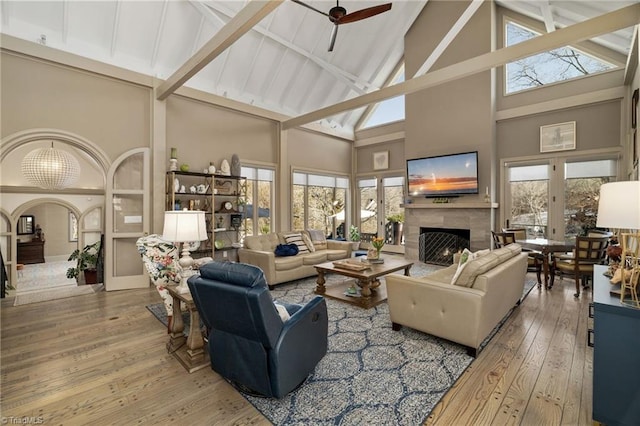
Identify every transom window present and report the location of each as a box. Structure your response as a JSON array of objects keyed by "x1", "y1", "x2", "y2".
[{"x1": 504, "y1": 21, "x2": 616, "y2": 94}]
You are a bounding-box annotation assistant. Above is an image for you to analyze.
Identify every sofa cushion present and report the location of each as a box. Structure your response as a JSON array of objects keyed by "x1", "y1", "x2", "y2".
[
  {"x1": 453, "y1": 252, "x2": 500, "y2": 287},
  {"x1": 302, "y1": 251, "x2": 327, "y2": 265},
  {"x1": 325, "y1": 249, "x2": 348, "y2": 261},
  {"x1": 274, "y1": 255, "x2": 303, "y2": 271},
  {"x1": 453, "y1": 244, "x2": 522, "y2": 288},
  {"x1": 244, "y1": 233, "x2": 280, "y2": 251},
  {"x1": 307, "y1": 229, "x2": 327, "y2": 250},
  {"x1": 284, "y1": 233, "x2": 310, "y2": 254}
]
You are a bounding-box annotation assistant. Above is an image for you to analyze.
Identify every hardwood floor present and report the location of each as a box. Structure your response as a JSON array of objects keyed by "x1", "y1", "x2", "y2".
[{"x1": 1, "y1": 274, "x2": 592, "y2": 425}]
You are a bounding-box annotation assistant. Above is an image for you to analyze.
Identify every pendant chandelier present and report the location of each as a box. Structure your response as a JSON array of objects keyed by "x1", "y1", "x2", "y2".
[{"x1": 21, "y1": 142, "x2": 80, "y2": 190}]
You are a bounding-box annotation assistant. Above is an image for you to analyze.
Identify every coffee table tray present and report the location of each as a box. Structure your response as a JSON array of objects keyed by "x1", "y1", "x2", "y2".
[{"x1": 332, "y1": 260, "x2": 370, "y2": 271}]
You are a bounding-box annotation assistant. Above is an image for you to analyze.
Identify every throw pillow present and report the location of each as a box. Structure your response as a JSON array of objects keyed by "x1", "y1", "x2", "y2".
[
  {"x1": 284, "y1": 233, "x2": 310, "y2": 254},
  {"x1": 274, "y1": 303, "x2": 291, "y2": 322},
  {"x1": 451, "y1": 248, "x2": 474, "y2": 285},
  {"x1": 274, "y1": 243, "x2": 299, "y2": 257},
  {"x1": 301, "y1": 233, "x2": 316, "y2": 252},
  {"x1": 307, "y1": 229, "x2": 327, "y2": 250}
]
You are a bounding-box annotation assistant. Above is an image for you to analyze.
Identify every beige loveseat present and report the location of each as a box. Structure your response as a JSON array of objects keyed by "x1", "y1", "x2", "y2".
[
  {"x1": 386, "y1": 244, "x2": 528, "y2": 357},
  {"x1": 238, "y1": 230, "x2": 352, "y2": 289}
]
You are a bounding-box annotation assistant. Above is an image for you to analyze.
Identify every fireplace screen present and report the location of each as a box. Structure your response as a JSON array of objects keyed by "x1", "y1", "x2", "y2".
[{"x1": 419, "y1": 227, "x2": 470, "y2": 265}]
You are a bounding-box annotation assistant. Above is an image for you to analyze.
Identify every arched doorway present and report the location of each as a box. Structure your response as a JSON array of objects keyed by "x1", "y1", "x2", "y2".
[{"x1": 1, "y1": 129, "x2": 109, "y2": 289}]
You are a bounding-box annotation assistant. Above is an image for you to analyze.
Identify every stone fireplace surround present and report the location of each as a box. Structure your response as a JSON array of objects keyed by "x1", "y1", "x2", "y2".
[{"x1": 403, "y1": 202, "x2": 498, "y2": 262}]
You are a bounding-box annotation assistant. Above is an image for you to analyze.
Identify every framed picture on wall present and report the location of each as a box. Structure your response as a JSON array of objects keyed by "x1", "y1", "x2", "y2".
[
  {"x1": 373, "y1": 151, "x2": 389, "y2": 170},
  {"x1": 540, "y1": 121, "x2": 576, "y2": 153}
]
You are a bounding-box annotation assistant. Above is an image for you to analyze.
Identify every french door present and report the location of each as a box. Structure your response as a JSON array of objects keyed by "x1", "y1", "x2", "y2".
[
  {"x1": 105, "y1": 148, "x2": 150, "y2": 291},
  {"x1": 357, "y1": 175, "x2": 405, "y2": 252},
  {"x1": 503, "y1": 156, "x2": 617, "y2": 241}
]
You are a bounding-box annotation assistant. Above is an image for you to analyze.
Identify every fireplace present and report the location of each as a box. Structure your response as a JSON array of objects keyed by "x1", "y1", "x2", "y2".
[{"x1": 419, "y1": 227, "x2": 470, "y2": 265}]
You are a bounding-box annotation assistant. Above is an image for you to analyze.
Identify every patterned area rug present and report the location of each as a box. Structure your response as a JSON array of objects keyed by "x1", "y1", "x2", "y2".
[{"x1": 146, "y1": 262, "x2": 538, "y2": 425}]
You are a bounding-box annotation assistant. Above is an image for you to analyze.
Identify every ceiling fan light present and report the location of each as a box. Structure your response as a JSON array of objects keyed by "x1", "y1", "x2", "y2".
[{"x1": 21, "y1": 143, "x2": 81, "y2": 190}]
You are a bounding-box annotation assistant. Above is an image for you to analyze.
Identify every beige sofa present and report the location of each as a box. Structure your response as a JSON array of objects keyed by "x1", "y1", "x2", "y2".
[
  {"x1": 238, "y1": 230, "x2": 352, "y2": 289},
  {"x1": 386, "y1": 244, "x2": 528, "y2": 357}
]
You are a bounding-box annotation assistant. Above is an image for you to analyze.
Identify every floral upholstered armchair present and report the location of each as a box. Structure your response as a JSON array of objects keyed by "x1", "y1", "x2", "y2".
[{"x1": 136, "y1": 234, "x2": 181, "y2": 324}]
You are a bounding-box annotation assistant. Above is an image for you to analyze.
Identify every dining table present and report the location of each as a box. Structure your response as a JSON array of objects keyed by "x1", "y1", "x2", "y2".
[{"x1": 521, "y1": 238, "x2": 575, "y2": 289}]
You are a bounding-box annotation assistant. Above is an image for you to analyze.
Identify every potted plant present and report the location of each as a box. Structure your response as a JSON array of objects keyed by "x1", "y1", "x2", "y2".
[
  {"x1": 349, "y1": 225, "x2": 361, "y2": 250},
  {"x1": 386, "y1": 213, "x2": 404, "y2": 245},
  {"x1": 66, "y1": 241, "x2": 100, "y2": 284}
]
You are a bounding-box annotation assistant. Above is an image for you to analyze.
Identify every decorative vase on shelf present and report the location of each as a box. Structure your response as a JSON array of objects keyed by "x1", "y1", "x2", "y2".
[
  {"x1": 169, "y1": 158, "x2": 178, "y2": 171},
  {"x1": 208, "y1": 162, "x2": 216, "y2": 174}
]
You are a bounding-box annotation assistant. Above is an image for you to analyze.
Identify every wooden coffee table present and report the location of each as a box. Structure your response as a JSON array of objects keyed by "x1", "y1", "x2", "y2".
[{"x1": 314, "y1": 257, "x2": 413, "y2": 309}]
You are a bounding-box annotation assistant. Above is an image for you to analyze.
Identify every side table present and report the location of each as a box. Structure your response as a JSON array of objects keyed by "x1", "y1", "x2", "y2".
[{"x1": 166, "y1": 285, "x2": 210, "y2": 373}]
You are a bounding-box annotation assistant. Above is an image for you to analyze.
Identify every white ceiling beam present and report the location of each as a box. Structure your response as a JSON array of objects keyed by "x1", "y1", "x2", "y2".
[
  {"x1": 412, "y1": 0, "x2": 485, "y2": 78},
  {"x1": 62, "y1": 0, "x2": 68, "y2": 44},
  {"x1": 200, "y1": 1, "x2": 370, "y2": 94},
  {"x1": 155, "y1": 0, "x2": 283, "y2": 101},
  {"x1": 624, "y1": 25, "x2": 638, "y2": 85},
  {"x1": 109, "y1": 1, "x2": 122, "y2": 58},
  {"x1": 150, "y1": 0, "x2": 169, "y2": 69},
  {"x1": 283, "y1": 3, "x2": 640, "y2": 129},
  {"x1": 540, "y1": 1, "x2": 555, "y2": 33}
]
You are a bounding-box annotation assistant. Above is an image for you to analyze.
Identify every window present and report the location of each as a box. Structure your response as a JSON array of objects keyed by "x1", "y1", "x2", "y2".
[
  {"x1": 292, "y1": 172, "x2": 349, "y2": 238},
  {"x1": 383, "y1": 177, "x2": 405, "y2": 245},
  {"x1": 504, "y1": 157, "x2": 617, "y2": 240},
  {"x1": 358, "y1": 178, "x2": 378, "y2": 239},
  {"x1": 564, "y1": 159, "x2": 616, "y2": 239},
  {"x1": 507, "y1": 164, "x2": 550, "y2": 237},
  {"x1": 361, "y1": 66, "x2": 405, "y2": 129},
  {"x1": 505, "y1": 21, "x2": 616, "y2": 94},
  {"x1": 241, "y1": 166, "x2": 274, "y2": 237}
]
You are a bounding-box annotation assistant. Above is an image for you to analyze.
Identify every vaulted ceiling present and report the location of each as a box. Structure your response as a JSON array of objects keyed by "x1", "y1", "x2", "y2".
[{"x1": 1, "y1": 1, "x2": 637, "y2": 138}]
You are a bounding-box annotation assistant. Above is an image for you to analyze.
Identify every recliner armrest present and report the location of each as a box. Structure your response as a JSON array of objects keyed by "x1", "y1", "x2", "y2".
[{"x1": 270, "y1": 296, "x2": 328, "y2": 398}]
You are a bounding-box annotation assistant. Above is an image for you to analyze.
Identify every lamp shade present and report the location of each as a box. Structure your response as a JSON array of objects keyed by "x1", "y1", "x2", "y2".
[
  {"x1": 596, "y1": 181, "x2": 640, "y2": 230},
  {"x1": 162, "y1": 210, "x2": 208, "y2": 242},
  {"x1": 21, "y1": 143, "x2": 80, "y2": 189}
]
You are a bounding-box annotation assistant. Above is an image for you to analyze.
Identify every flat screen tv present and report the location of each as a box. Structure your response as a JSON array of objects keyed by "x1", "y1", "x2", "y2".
[{"x1": 407, "y1": 151, "x2": 479, "y2": 197}]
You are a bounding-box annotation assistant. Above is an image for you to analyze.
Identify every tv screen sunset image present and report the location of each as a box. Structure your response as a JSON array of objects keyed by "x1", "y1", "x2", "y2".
[{"x1": 408, "y1": 152, "x2": 478, "y2": 196}]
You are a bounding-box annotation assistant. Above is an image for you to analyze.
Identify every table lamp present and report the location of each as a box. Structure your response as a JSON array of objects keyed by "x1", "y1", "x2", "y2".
[
  {"x1": 596, "y1": 181, "x2": 640, "y2": 307},
  {"x1": 163, "y1": 209, "x2": 208, "y2": 294}
]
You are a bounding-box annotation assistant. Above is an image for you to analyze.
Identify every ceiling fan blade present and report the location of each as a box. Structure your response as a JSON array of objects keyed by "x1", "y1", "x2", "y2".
[
  {"x1": 328, "y1": 24, "x2": 338, "y2": 52},
  {"x1": 336, "y1": 3, "x2": 392, "y2": 25},
  {"x1": 290, "y1": 0, "x2": 331, "y2": 18}
]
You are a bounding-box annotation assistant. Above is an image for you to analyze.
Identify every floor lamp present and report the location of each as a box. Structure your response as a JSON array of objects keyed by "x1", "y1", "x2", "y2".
[
  {"x1": 596, "y1": 181, "x2": 640, "y2": 307},
  {"x1": 163, "y1": 210, "x2": 208, "y2": 294}
]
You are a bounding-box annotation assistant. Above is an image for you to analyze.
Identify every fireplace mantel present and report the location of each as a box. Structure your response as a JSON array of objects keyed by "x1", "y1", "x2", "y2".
[{"x1": 403, "y1": 202, "x2": 498, "y2": 209}]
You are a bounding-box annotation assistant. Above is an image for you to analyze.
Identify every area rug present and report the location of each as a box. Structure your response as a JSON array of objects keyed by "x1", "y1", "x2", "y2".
[
  {"x1": 13, "y1": 284, "x2": 104, "y2": 306},
  {"x1": 146, "y1": 263, "x2": 538, "y2": 425},
  {"x1": 15, "y1": 260, "x2": 76, "y2": 292}
]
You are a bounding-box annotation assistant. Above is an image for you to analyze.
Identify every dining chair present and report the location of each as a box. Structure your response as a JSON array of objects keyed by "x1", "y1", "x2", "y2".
[
  {"x1": 550, "y1": 235, "x2": 609, "y2": 298},
  {"x1": 492, "y1": 231, "x2": 516, "y2": 248},
  {"x1": 501, "y1": 228, "x2": 543, "y2": 286}
]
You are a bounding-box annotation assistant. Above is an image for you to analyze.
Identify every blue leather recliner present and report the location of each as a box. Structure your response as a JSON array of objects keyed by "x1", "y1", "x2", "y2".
[{"x1": 187, "y1": 261, "x2": 328, "y2": 398}]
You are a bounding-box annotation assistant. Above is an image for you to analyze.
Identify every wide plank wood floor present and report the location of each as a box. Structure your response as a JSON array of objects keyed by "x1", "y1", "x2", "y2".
[{"x1": 1, "y1": 274, "x2": 592, "y2": 425}]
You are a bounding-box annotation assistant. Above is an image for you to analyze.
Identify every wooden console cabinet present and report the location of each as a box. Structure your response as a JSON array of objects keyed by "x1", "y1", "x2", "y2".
[
  {"x1": 592, "y1": 264, "x2": 640, "y2": 425},
  {"x1": 17, "y1": 241, "x2": 45, "y2": 264}
]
